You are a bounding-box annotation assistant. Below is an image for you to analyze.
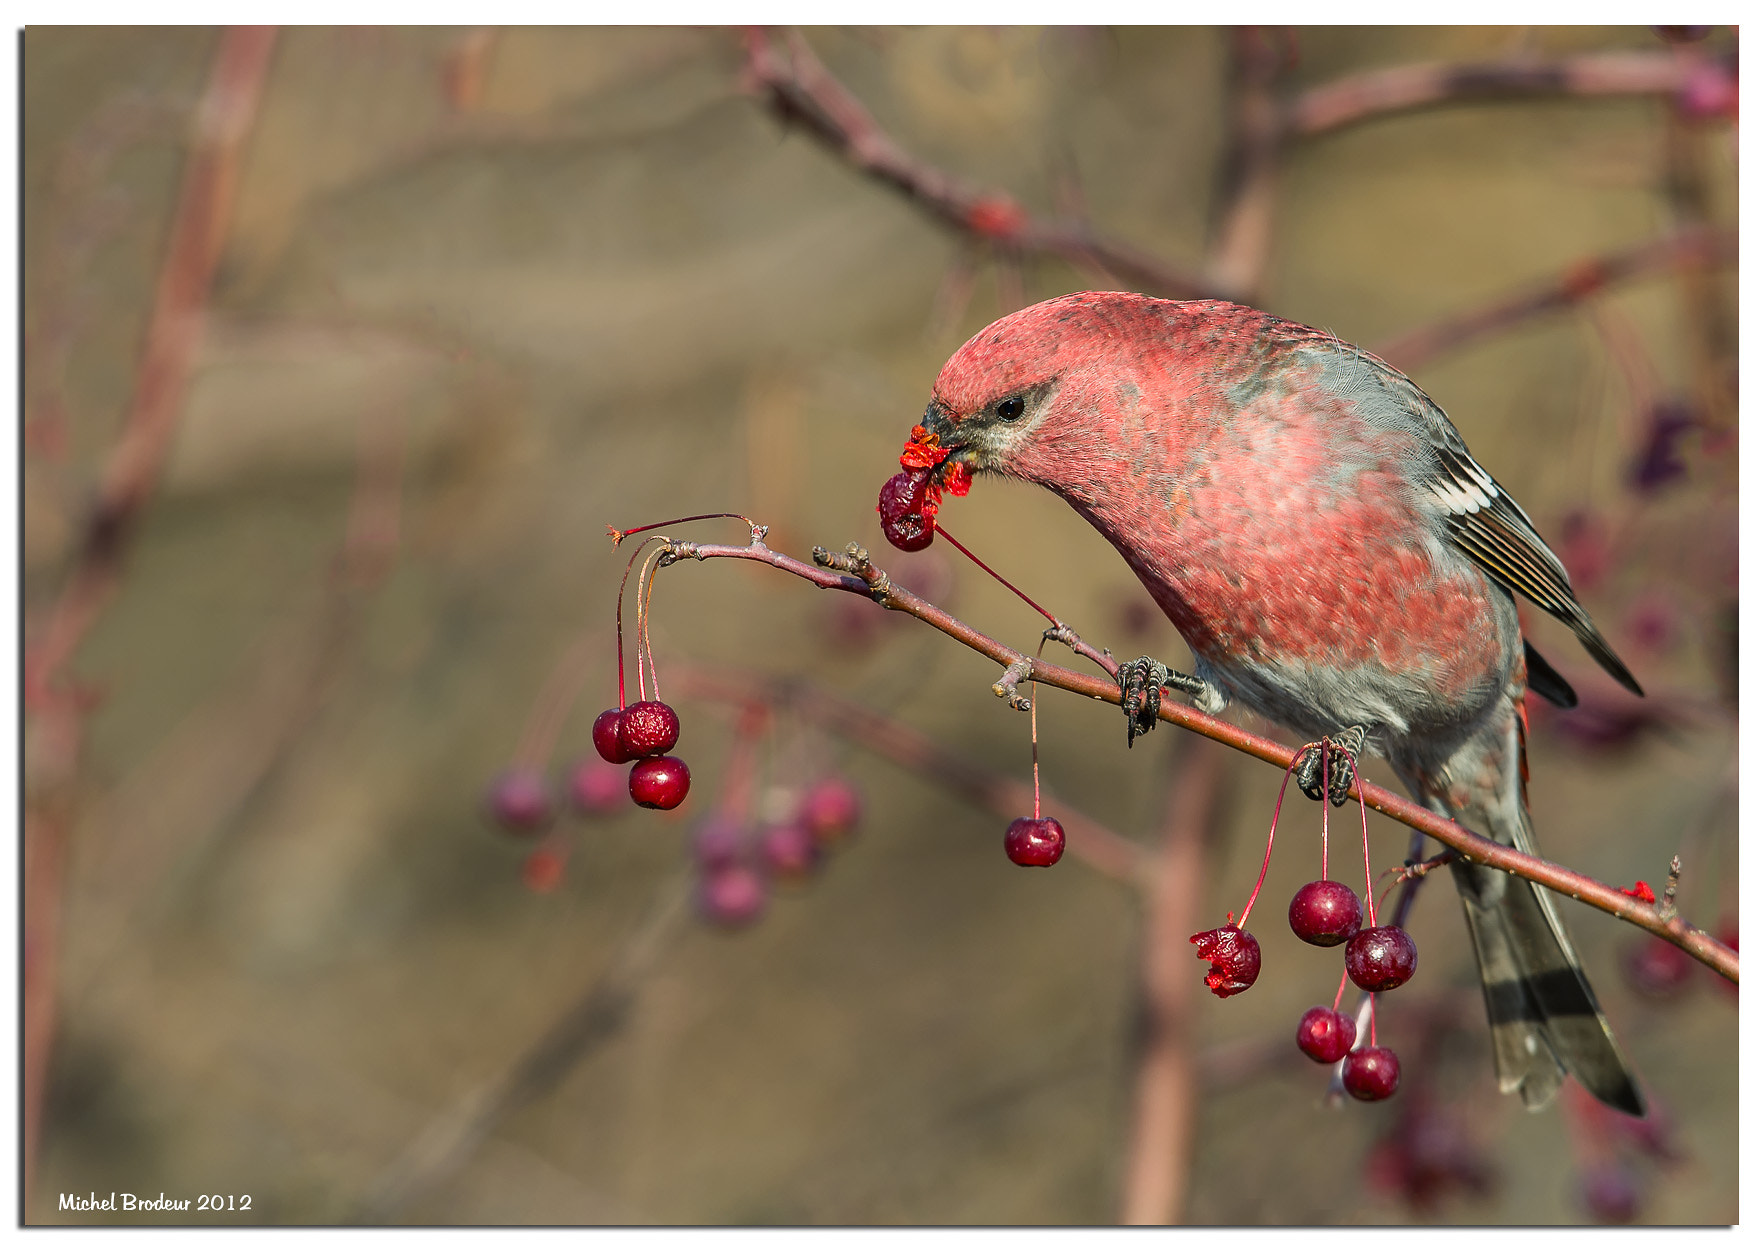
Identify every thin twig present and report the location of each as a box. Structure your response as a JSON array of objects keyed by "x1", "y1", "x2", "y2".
[
  {"x1": 741, "y1": 27, "x2": 1223, "y2": 303},
  {"x1": 1373, "y1": 226, "x2": 1737, "y2": 371},
  {"x1": 654, "y1": 532, "x2": 1737, "y2": 982}
]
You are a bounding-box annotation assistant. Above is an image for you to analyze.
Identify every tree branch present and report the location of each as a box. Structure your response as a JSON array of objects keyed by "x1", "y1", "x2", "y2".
[
  {"x1": 649, "y1": 530, "x2": 1737, "y2": 984},
  {"x1": 740, "y1": 27, "x2": 1223, "y2": 302},
  {"x1": 1284, "y1": 49, "x2": 1713, "y2": 140},
  {"x1": 1373, "y1": 225, "x2": 1738, "y2": 371}
]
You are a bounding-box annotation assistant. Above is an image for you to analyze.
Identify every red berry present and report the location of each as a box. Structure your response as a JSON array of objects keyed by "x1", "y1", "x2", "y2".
[
  {"x1": 568, "y1": 756, "x2": 628, "y2": 815},
  {"x1": 799, "y1": 776, "x2": 862, "y2": 844},
  {"x1": 1295, "y1": 1006, "x2": 1357, "y2": 1064},
  {"x1": 1623, "y1": 936, "x2": 1696, "y2": 999},
  {"x1": 698, "y1": 864, "x2": 768, "y2": 928},
  {"x1": 1345, "y1": 925, "x2": 1419, "y2": 992},
  {"x1": 1004, "y1": 816, "x2": 1065, "y2": 866},
  {"x1": 522, "y1": 845, "x2": 567, "y2": 893},
  {"x1": 485, "y1": 768, "x2": 553, "y2": 834},
  {"x1": 593, "y1": 708, "x2": 633, "y2": 764},
  {"x1": 1189, "y1": 925, "x2": 1261, "y2": 998},
  {"x1": 617, "y1": 700, "x2": 680, "y2": 758},
  {"x1": 692, "y1": 815, "x2": 747, "y2": 871},
  {"x1": 760, "y1": 821, "x2": 820, "y2": 880},
  {"x1": 1342, "y1": 1046, "x2": 1401, "y2": 1101},
  {"x1": 878, "y1": 471, "x2": 935, "y2": 552},
  {"x1": 629, "y1": 755, "x2": 691, "y2": 809},
  {"x1": 1288, "y1": 879, "x2": 1364, "y2": 947}
]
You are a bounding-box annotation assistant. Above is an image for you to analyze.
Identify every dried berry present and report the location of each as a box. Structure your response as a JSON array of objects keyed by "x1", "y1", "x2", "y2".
[
  {"x1": 617, "y1": 700, "x2": 680, "y2": 758},
  {"x1": 1190, "y1": 925, "x2": 1261, "y2": 998},
  {"x1": 878, "y1": 471, "x2": 935, "y2": 552}
]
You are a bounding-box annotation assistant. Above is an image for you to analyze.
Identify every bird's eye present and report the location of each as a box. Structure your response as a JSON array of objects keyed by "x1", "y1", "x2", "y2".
[{"x1": 995, "y1": 396, "x2": 1025, "y2": 421}]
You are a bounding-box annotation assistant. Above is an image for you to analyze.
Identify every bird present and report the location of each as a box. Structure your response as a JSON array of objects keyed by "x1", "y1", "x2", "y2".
[{"x1": 910, "y1": 289, "x2": 1646, "y2": 1116}]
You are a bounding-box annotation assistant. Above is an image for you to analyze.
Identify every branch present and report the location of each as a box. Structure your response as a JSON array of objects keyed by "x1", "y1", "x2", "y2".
[
  {"x1": 651, "y1": 531, "x2": 1737, "y2": 983},
  {"x1": 1284, "y1": 49, "x2": 1712, "y2": 140},
  {"x1": 1373, "y1": 225, "x2": 1738, "y2": 371},
  {"x1": 740, "y1": 27, "x2": 1224, "y2": 302},
  {"x1": 21, "y1": 26, "x2": 277, "y2": 1210}
]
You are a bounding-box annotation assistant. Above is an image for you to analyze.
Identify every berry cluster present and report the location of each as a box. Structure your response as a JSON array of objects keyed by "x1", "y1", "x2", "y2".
[
  {"x1": 692, "y1": 774, "x2": 864, "y2": 928},
  {"x1": 593, "y1": 701, "x2": 690, "y2": 808},
  {"x1": 1189, "y1": 741, "x2": 1417, "y2": 1102}
]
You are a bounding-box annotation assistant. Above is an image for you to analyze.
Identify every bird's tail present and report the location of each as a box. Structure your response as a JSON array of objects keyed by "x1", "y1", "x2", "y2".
[{"x1": 1421, "y1": 700, "x2": 1645, "y2": 1115}]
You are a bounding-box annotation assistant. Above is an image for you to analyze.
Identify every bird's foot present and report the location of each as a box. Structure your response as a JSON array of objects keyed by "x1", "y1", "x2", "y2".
[
  {"x1": 1294, "y1": 726, "x2": 1367, "y2": 806},
  {"x1": 1117, "y1": 656, "x2": 1221, "y2": 747}
]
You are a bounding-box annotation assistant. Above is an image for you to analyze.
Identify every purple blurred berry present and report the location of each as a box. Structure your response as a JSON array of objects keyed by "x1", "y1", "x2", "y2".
[
  {"x1": 760, "y1": 821, "x2": 820, "y2": 880},
  {"x1": 698, "y1": 864, "x2": 768, "y2": 928},
  {"x1": 569, "y1": 756, "x2": 628, "y2": 815},
  {"x1": 486, "y1": 768, "x2": 553, "y2": 834}
]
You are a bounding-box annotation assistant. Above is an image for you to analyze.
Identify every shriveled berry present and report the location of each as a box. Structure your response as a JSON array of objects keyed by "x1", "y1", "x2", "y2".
[
  {"x1": 691, "y1": 815, "x2": 747, "y2": 871},
  {"x1": 569, "y1": 756, "x2": 628, "y2": 815},
  {"x1": 1296, "y1": 1006, "x2": 1357, "y2": 1064},
  {"x1": 1190, "y1": 925, "x2": 1261, "y2": 998},
  {"x1": 1343, "y1": 1046, "x2": 1401, "y2": 1101},
  {"x1": 800, "y1": 776, "x2": 862, "y2": 844},
  {"x1": 1289, "y1": 879, "x2": 1364, "y2": 947},
  {"x1": 593, "y1": 707, "x2": 633, "y2": 764},
  {"x1": 629, "y1": 755, "x2": 691, "y2": 809},
  {"x1": 1004, "y1": 816, "x2": 1065, "y2": 866},
  {"x1": 1345, "y1": 925, "x2": 1419, "y2": 992},
  {"x1": 485, "y1": 768, "x2": 553, "y2": 834},
  {"x1": 1623, "y1": 936, "x2": 1696, "y2": 999},
  {"x1": 698, "y1": 864, "x2": 768, "y2": 928},
  {"x1": 760, "y1": 821, "x2": 820, "y2": 880},
  {"x1": 617, "y1": 700, "x2": 680, "y2": 758},
  {"x1": 878, "y1": 471, "x2": 934, "y2": 552}
]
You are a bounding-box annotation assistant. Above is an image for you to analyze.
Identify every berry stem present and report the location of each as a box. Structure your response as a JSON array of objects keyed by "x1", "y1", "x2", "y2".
[
  {"x1": 933, "y1": 523, "x2": 1060, "y2": 627},
  {"x1": 1236, "y1": 754, "x2": 1304, "y2": 930},
  {"x1": 1030, "y1": 637, "x2": 1051, "y2": 820},
  {"x1": 1341, "y1": 752, "x2": 1377, "y2": 927},
  {"x1": 614, "y1": 536, "x2": 670, "y2": 707},
  {"x1": 609, "y1": 513, "x2": 760, "y2": 546},
  {"x1": 636, "y1": 543, "x2": 669, "y2": 702},
  {"x1": 1330, "y1": 965, "x2": 1350, "y2": 1013}
]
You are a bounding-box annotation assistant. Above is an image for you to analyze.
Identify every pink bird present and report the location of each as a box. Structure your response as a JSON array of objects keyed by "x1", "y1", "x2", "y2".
[{"x1": 913, "y1": 290, "x2": 1644, "y2": 1115}]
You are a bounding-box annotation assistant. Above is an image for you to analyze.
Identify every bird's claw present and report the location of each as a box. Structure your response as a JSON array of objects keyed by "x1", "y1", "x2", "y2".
[
  {"x1": 1294, "y1": 726, "x2": 1367, "y2": 806},
  {"x1": 1118, "y1": 656, "x2": 1170, "y2": 747}
]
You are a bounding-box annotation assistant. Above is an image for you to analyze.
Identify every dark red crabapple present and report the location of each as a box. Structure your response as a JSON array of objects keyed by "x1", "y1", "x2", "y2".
[
  {"x1": 569, "y1": 755, "x2": 628, "y2": 815},
  {"x1": 698, "y1": 864, "x2": 768, "y2": 928},
  {"x1": 1345, "y1": 925, "x2": 1419, "y2": 992},
  {"x1": 1189, "y1": 925, "x2": 1261, "y2": 998},
  {"x1": 1295, "y1": 1006, "x2": 1357, "y2": 1064},
  {"x1": 1342, "y1": 1046, "x2": 1401, "y2": 1101},
  {"x1": 593, "y1": 707, "x2": 633, "y2": 764},
  {"x1": 878, "y1": 471, "x2": 934, "y2": 552},
  {"x1": 1623, "y1": 936, "x2": 1696, "y2": 999},
  {"x1": 629, "y1": 755, "x2": 691, "y2": 810},
  {"x1": 760, "y1": 822, "x2": 820, "y2": 880},
  {"x1": 691, "y1": 815, "x2": 747, "y2": 872},
  {"x1": 799, "y1": 776, "x2": 863, "y2": 844},
  {"x1": 1288, "y1": 879, "x2": 1364, "y2": 947},
  {"x1": 617, "y1": 700, "x2": 680, "y2": 758},
  {"x1": 485, "y1": 768, "x2": 553, "y2": 834},
  {"x1": 1004, "y1": 816, "x2": 1065, "y2": 867}
]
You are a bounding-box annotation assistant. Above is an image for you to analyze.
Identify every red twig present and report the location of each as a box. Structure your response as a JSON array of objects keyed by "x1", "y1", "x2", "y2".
[
  {"x1": 21, "y1": 26, "x2": 277, "y2": 1210},
  {"x1": 741, "y1": 27, "x2": 1222, "y2": 303},
  {"x1": 1120, "y1": 741, "x2": 1224, "y2": 1224},
  {"x1": 1373, "y1": 226, "x2": 1737, "y2": 371},
  {"x1": 1285, "y1": 49, "x2": 1715, "y2": 139},
  {"x1": 650, "y1": 531, "x2": 1737, "y2": 983}
]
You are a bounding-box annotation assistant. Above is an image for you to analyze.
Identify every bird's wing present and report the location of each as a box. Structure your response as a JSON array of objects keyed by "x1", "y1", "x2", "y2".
[{"x1": 1350, "y1": 350, "x2": 1644, "y2": 697}]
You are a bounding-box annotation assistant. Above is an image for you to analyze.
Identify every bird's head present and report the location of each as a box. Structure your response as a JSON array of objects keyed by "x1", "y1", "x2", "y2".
[{"x1": 910, "y1": 290, "x2": 1211, "y2": 493}]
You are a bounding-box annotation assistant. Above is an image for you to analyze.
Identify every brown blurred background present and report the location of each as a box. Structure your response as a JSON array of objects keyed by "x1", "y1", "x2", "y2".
[{"x1": 22, "y1": 26, "x2": 1737, "y2": 1225}]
